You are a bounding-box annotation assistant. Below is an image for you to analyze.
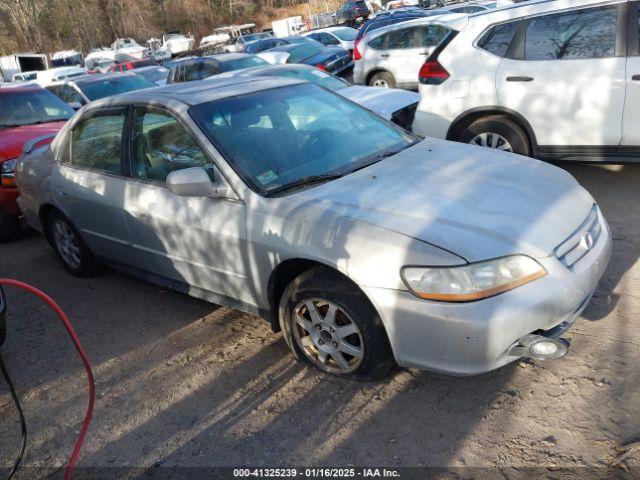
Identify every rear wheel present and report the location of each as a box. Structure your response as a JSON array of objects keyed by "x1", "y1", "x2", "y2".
[
  {"x1": 458, "y1": 115, "x2": 531, "y2": 157},
  {"x1": 0, "y1": 211, "x2": 21, "y2": 243},
  {"x1": 368, "y1": 71, "x2": 395, "y2": 89},
  {"x1": 47, "y1": 210, "x2": 95, "y2": 277},
  {"x1": 279, "y1": 266, "x2": 394, "y2": 379}
]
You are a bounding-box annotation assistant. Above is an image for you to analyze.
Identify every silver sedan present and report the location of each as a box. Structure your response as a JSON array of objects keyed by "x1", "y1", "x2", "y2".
[{"x1": 17, "y1": 77, "x2": 612, "y2": 377}]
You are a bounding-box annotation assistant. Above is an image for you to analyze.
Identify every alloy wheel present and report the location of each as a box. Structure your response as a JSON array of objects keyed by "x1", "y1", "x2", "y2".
[
  {"x1": 52, "y1": 219, "x2": 82, "y2": 269},
  {"x1": 292, "y1": 298, "x2": 364, "y2": 374},
  {"x1": 469, "y1": 132, "x2": 514, "y2": 152}
]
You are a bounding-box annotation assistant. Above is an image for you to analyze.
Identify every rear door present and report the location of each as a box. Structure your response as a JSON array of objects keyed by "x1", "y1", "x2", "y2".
[
  {"x1": 622, "y1": 2, "x2": 640, "y2": 147},
  {"x1": 52, "y1": 108, "x2": 131, "y2": 261},
  {"x1": 496, "y1": 4, "x2": 626, "y2": 149}
]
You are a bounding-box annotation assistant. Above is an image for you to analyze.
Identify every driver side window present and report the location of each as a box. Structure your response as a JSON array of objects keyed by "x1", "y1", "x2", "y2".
[{"x1": 130, "y1": 108, "x2": 213, "y2": 183}]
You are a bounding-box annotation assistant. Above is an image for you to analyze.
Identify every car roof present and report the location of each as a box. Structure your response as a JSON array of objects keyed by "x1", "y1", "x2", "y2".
[
  {"x1": 89, "y1": 75, "x2": 304, "y2": 108},
  {"x1": 366, "y1": 12, "x2": 469, "y2": 38},
  {"x1": 171, "y1": 53, "x2": 253, "y2": 65}
]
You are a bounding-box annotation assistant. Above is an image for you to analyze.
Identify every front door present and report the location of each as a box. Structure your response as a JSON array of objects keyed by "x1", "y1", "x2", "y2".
[
  {"x1": 52, "y1": 108, "x2": 131, "y2": 261},
  {"x1": 122, "y1": 106, "x2": 250, "y2": 303},
  {"x1": 496, "y1": 4, "x2": 626, "y2": 149}
]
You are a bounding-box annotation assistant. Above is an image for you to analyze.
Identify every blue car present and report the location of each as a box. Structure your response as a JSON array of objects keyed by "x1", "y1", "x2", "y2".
[{"x1": 259, "y1": 41, "x2": 353, "y2": 76}]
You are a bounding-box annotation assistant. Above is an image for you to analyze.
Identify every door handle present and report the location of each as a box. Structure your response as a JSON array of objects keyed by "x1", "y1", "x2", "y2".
[
  {"x1": 506, "y1": 76, "x2": 534, "y2": 82},
  {"x1": 380, "y1": 53, "x2": 389, "y2": 58},
  {"x1": 632, "y1": 75, "x2": 640, "y2": 81},
  {"x1": 419, "y1": 51, "x2": 430, "y2": 55},
  {"x1": 56, "y1": 191, "x2": 70, "y2": 198}
]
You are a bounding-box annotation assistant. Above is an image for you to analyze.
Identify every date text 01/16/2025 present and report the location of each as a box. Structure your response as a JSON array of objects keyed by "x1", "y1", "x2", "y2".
[{"x1": 233, "y1": 468, "x2": 401, "y2": 478}]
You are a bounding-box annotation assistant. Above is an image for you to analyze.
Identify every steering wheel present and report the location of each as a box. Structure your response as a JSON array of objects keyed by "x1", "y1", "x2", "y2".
[{"x1": 300, "y1": 129, "x2": 341, "y2": 163}]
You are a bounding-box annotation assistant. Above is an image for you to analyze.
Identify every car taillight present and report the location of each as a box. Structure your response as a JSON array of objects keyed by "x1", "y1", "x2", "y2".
[
  {"x1": 315, "y1": 64, "x2": 327, "y2": 71},
  {"x1": 419, "y1": 60, "x2": 450, "y2": 85},
  {"x1": 353, "y1": 37, "x2": 363, "y2": 61}
]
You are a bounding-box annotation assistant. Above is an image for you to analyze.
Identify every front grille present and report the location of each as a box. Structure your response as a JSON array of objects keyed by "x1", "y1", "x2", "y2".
[
  {"x1": 554, "y1": 205, "x2": 601, "y2": 268},
  {"x1": 391, "y1": 102, "x2": 418, "y2": 131}
]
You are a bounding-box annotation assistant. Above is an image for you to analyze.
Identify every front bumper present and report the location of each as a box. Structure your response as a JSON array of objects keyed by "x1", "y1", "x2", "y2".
[
  {"x1": 0, "y1": 186, "x2": 20, "y2": 216},
  {"x1": 361, "y1": 210, "x2": 613, "y2": 375}
]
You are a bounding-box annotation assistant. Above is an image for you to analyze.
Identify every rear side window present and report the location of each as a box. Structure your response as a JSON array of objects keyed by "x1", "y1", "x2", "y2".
[
  {"x1": 71, "y1": 112, "x2": 125, "y2": 173},
  {"x1": 417, "y1": 25, "x2": 449, "y2": 48},
  {"x1": 386, "y1": 27, "x2": 417, "y2": 49},
  {"x1": 368, "y1": 35, "x2": 384, "y2": 49},
  {"x1": 524, "y1": 6, "x2": 618, "y2": 60},
  {"x1": 477, "y1": 21, "x2": 520, "y2": 57}
]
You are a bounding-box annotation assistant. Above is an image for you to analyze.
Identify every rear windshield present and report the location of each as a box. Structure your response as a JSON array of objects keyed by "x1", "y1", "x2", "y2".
[
  {"x1": 80, "y1": 76, "x2": 155, "y2": 100},
  {"x1": 288, "y1": 44, "x2": 323, "y2": 63},
  {"x1": 257, "y1": 66, "x2": 348, "y2": 91},
  {"x1": 0, "y1": 90, "x2": 74, "y2": 128},
  {"x1": 219, "y1": 56, "x2": 269, "y2": 71},
  {"x1": 332, "y1": 28, "x2": 358, "y2": 41}
]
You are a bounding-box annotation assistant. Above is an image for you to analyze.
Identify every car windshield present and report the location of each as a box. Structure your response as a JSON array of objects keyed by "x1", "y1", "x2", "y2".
[
  {"x1": 257, "y1": 67, "x2": 348, "y2": 91},
  {"x1": 136, "y1": 67, "x2": 169, "y2": 83},
  {"x1": 190, "y1": 83, "x2": 414, "y2": 195},
  {"x1": 331, "y1": 28, "x2": 357, "y2": 41},
  {"x1": 0, "y1": 90, "x2": 74, "y2": 128},
  {"x1": 79, "y1": 75, "x2": 155, "y2": 100},
  {"x1": 219, "y1": 56, "x2": 269, "y2": 71}
]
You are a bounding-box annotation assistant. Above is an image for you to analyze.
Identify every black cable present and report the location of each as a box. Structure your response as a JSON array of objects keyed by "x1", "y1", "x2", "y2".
[{"x1": 0, "y1": 354, "x2": 27, "y2": 480}]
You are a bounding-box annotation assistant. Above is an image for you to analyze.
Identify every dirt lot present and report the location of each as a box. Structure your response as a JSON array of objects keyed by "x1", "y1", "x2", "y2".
[{"x1": 0, "y1": 162, "x2": 639, "y2": 479}]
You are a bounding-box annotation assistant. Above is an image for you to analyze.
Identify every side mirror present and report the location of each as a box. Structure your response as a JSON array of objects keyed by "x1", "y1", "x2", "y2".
[
  {"x1": 68, "y1": 101, "x2": 83, "y2": 110},
  {"x1": 0, "y1": 286, "x2": 6, "y2": 347},
  {"x1": 166, "y1": 167, "x2": 230, "y2": 198}
]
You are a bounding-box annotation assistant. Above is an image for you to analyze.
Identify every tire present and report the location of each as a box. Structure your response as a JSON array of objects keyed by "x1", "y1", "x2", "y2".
[
  {"x1": 368, "y1": 71, "x2": 395, "y2": 89},
  {"x1": 0, "y1": 211, "x2": 21, "y2": 243},
  {"x1": 458, "y1": 115, "x2": 532, "y2": 157},
  {"x1": 279, "y1": 266, "x2": 394, "y2": 379},
  {"x1": 46, "y1": 210, "x2": 95, "y2": 277}
]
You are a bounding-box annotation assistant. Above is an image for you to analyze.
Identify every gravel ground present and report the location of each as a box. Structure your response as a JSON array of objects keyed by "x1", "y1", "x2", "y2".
[{"x1": 0, "y1": 162, "x2": 638, "y2": 479}]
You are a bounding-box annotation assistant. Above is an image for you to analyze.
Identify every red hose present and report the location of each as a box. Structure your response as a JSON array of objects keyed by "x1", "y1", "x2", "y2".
[{"x1": 0, "y1": 278, "x2": 95, "y2": 480}]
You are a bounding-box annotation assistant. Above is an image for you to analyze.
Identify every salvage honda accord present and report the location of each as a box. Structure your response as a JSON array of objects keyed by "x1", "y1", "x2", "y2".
[{"x1": 16, "y1": 77, "x2": 612, "y2": 377}]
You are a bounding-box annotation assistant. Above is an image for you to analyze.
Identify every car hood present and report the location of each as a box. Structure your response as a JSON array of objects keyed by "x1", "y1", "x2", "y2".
[
  {"x1": 290, "y1": 139, "x2": 594, "y2": 262},
  {"x1": 339, "y1": 85, "x2": 419, "y2": 119},
  {"x1": 0, "y1": 121, "x2": 67, "y2": 162}
]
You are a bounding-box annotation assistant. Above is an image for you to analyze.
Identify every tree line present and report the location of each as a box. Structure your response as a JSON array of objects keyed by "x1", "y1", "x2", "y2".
[{"x1": 0, "y1": 0, "x2": 331, "y2": 55}]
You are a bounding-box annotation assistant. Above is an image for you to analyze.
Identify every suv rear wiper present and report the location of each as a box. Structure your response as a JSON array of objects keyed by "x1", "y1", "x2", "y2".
[{"x1": 264, "y1": 173, "x2": 344, "y2": 197}]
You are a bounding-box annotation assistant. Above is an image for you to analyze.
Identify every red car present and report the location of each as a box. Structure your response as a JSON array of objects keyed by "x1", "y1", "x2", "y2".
[
  {"x1": 107, "y1": 58, "x2": 157, "y2": 72},
  {"x1": 0, "y1": 85, "x2": 74, "y2": 242}
]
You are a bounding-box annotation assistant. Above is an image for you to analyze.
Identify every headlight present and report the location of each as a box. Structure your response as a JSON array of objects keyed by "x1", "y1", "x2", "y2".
[
  {"x1": 401, "y1": 255, "x2": 547, "y2": 302},
  {"x1": 1, "y1": 159, "x2": 17, "y2": 187}
]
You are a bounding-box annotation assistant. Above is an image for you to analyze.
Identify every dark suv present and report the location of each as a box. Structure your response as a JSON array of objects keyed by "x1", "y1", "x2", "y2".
[{"x1": 336, "y1": 0, "x2": 371, "y2": 27}]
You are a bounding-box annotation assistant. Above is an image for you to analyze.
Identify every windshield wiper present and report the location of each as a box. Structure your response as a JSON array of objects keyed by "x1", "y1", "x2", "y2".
[
  {"x1": 264, "y1": 173, "x2": 344, "y2": 197},
  {"x1": 347, "y1": 139, "x2": 422, "y2": 175},
  {"x1": 29, "y1": 118, "x2": 70, "y2": 125}
]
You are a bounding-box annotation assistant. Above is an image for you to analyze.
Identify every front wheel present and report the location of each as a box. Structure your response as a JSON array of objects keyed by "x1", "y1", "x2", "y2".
[
  {"x1": 458, "y1": 115, "x2": 531, "y2": 157},
  {"x1": 47, "y1": 211, "x2": 96, "y2": 277},
  {"x1": 279, "y1": 267, "x2": 394, "y2": 379}
]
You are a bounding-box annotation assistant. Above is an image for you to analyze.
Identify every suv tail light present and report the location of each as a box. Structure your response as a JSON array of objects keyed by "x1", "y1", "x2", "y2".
[
  {"x1": 353, "y1": 37, "x2": 363, "y2": 61},
  {"x1": 315, "y1": 63, "x2": 327, "y2": 71},
  {"x1": 419, "y1": 60, "x2": 450, "y2": 85}
]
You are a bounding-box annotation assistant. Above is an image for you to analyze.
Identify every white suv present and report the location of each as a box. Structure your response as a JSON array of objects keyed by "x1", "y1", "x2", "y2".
[
  {"x1": 352, "y1": 14, "x2": 467, "y2": 89},
  {"x1": 413, "y1": 0, "x2": 640, "y2": 161}
]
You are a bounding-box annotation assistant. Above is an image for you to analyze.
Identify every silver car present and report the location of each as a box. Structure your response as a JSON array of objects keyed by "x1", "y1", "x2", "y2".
[{"x1": 17, "y1": 77, "x2": 612, "y2": 377}]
